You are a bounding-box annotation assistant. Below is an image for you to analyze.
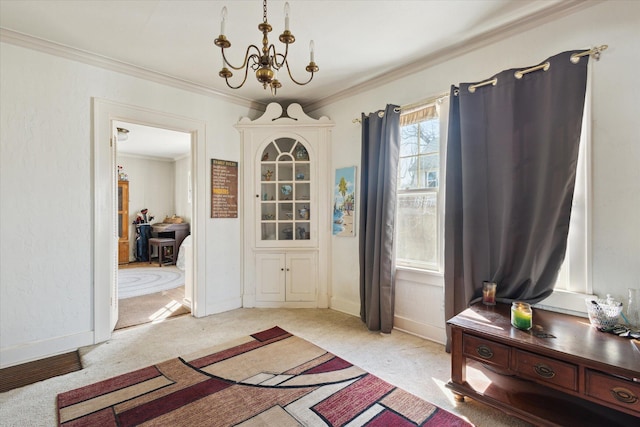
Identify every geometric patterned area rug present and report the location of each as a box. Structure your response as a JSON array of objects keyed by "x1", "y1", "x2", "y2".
[
  {"x1": 57, "y1": 327, "x2": 472, "y2": 426},
  {"x1": 118, "y1": 266, "x2": 184, "y2": 299}
]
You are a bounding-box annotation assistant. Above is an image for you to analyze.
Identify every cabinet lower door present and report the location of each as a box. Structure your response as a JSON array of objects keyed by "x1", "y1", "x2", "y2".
[
  {"x1": 286, "y1": 252, "x2": 317, "y2": 302},
  {"x1": 255, "y1": 253, "x2": 286, "y2": 302},
  {"x1": 118, "y1": 240, "x2": 129, "y2": 264}
]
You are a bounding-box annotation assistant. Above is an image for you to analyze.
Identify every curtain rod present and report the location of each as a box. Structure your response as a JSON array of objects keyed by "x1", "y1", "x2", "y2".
[
  {"x1": 353, "y1": 91, "x2": 449, "y2": 124},
  {"x1": 353, "y1": 45, "x2": 607, "y2": 123},
  {"x1": 467, "y1": 45, "x2": 607, "y2": 94}
]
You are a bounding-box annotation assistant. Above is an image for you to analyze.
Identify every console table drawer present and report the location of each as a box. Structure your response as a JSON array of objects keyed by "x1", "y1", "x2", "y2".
[
  {"x1": 514, "y1": 349, "x2": 578, "y2": 391},
  {"x1": 586, "y1": 370, "x2": 640, "y2": 415},
  {"x1": 463, "y1": 334, "x2": 510, "y2": 369}
]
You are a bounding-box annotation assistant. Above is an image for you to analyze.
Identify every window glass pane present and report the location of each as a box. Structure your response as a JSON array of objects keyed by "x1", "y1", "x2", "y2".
[
  {"x1": 396, "y1": 193, "x2": 438, "y2": 267},
  {"x1": 400, "y1": 124, "x2": 419, "y2": 156},
  {"x1": 275, "y1": 137, "x2": 295, "y2": 153},
  {"x1": 419, "y1": 154, "x2": 439, "y2": 188},
  {"x1": 398, "y1": 157, "x2": 420, "y2": 190},
  {"x1": 419, "y1": 119, "x2": 439, "y2": 154},
  {"x1": 397, "y1": 101, "x2": 443, "y2": 273}
]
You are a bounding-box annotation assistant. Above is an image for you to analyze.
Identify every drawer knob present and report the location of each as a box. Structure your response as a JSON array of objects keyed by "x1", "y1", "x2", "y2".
[
  {"x1": 611, "y1": 387, "x2": 638, "y2": 405},
  {"x1": 476, "y1": 345, "x2": 494, "y2": 359},
  {"x1": 534, "y1": 363, "x2": 555, "y2": 379}
]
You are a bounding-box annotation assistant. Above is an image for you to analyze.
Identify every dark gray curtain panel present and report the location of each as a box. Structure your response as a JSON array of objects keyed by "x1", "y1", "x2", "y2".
[
  {"x1": 444, "y1": 50, "x2": 589, "y2": 344},
  {"x1": 359, "y1": 104, "x2": 401, "y2": 333}
]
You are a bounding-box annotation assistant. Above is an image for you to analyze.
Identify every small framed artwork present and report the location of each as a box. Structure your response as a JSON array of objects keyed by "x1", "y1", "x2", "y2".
[{"x1": 333, "y1": 166, "x2": 356, "y2": 236}]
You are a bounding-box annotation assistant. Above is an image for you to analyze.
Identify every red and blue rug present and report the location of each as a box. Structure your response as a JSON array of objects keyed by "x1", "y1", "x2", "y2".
[{"x1": 57, "y1": 326, "x2": 472, "y2": 426}]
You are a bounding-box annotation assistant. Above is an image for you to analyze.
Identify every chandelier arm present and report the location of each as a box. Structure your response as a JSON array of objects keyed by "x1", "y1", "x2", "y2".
[
  {"x1": 221, "y1": 45, "x2": 262, "y2": 71},
  {"x1": 223, "y1": 62, "x2": 252, "y2": 89},
  {"x1": 282, "y1": 59, "x2": 315, "y2": 86},
  {"x1": 271, "y1": 44, "x2": 289, "y2": 69},
  {"x1": 268, "y1": 45, "x2": 279, "y2": 69}
]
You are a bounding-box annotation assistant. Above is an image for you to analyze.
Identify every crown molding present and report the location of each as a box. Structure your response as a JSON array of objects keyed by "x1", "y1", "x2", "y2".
[
  {"x1": 117, "y1": 152, "x2": 182, "y2": 162},
  {"x1": 1, "y1": 0, "x2": 602, "y2": 114},
  {"x1": 0, "y1": 28, "x2": 266, "y2": 112},
  {"x1": 304, "y1": 0, "x2": 602, "y2": 112}
]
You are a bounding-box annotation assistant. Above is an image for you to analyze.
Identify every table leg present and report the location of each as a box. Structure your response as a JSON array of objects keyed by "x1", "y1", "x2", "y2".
[{"x1": 449, "y1": 326, "x2": 467, "y2": 402}]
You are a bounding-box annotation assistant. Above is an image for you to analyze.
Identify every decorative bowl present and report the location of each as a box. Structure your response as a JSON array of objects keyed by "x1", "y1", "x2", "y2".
[{"x1": 585, "y1": 297, "x2": 622, "y2": 330}]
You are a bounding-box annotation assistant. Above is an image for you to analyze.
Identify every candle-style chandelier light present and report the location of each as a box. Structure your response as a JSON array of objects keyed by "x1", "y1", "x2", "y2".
[{"x1": 214, "y1": 0, "x2": 318, "y2": 95}]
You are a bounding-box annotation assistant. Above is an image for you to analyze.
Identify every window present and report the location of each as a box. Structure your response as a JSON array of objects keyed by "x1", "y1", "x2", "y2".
[
  {"x1": 395, "y1": 99, "x2": 448, "y2": 272},
  {"x1": 535, "y1": 89, "x2": 592, "y2": 313},
  {"x1": 393, "y1": 92, "x2": 590, "y2": 313}
]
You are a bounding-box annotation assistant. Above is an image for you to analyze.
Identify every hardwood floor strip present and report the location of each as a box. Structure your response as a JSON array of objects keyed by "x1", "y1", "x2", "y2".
[{"x1": 0, "y1": 350, "x2": 82, "y2": 393}]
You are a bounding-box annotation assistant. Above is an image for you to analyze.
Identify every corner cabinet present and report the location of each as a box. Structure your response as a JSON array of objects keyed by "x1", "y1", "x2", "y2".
[{"x1": 236, "y1": 103, "x2": 333, "y2": 308}]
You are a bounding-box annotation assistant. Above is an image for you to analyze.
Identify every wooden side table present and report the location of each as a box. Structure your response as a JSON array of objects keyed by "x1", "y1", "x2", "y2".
[{"x1": 447, "y1": 303, "x2": 639, "y2": 426}]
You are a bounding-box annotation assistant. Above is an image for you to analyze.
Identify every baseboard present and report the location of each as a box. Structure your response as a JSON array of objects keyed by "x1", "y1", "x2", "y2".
[
  {"x1": 206, "y1": 296, "x2": 243, "y2": 315},
  {"x1": 0, "y1": 330, "x2": 93, "y2": 369},
  {"x1": 329, "y1": 297, "x2": 360, "y2": 317},
  {"x1": 242, "y1": 293, "x2": 256, "y2": 308},
  {"x1": 393, "y1": 315, "x2": 446, "y2": 345}
]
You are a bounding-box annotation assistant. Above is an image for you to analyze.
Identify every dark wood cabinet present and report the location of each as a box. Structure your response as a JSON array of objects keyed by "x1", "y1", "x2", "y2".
[{"x1": 447, "y1": 303, "x2": 640, "y2": 426}]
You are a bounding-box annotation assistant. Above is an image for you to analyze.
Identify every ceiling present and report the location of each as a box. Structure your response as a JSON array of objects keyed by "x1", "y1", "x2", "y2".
[
  {"x1": 0, "y1": 0, "x2": 591, "y2": 108},
  {"x1": 114, "y1": 121, "x2": 191, "y2": 160},
  {"x1": 0, "y1": 1, "x2": 592, "y2": 158}
]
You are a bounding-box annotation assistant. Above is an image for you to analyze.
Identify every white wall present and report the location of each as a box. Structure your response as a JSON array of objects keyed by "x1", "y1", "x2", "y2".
[
  {"x1": 316, "y1": 1, "x2": 640, "y2": 343},
  {"x1": 175, "y1": 155, "x2": 192, "y2": 224},
  {"x1": 118, "y1": 157, "x2": 175, "y2": 224},
  {"x1": 0, "y1": 42, "x2": 257, "y2": 367}
]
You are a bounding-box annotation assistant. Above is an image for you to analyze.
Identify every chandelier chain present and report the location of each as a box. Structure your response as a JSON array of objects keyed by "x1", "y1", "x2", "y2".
[{"x1": 263, "y1": 0, "x2": 267, "y2": 23}]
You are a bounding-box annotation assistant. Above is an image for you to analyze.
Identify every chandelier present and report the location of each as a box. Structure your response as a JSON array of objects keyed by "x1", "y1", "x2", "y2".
[{"x1": 214, "y1": 0, "x2": 318, "y2": 95}]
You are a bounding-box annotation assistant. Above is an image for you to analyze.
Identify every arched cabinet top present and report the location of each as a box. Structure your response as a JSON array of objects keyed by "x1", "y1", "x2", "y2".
[{"x1": 236, "y1": 102, "x2": 333, "y2": 128}]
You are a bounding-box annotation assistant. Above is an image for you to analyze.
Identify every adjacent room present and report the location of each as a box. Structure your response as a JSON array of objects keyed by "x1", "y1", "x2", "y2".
[
  {"x1": 114, "y1": 122, "x2": 193, "y2": 330},
  {"x1": 1, "y1": 1, "x2": 638, "y2": 426}
]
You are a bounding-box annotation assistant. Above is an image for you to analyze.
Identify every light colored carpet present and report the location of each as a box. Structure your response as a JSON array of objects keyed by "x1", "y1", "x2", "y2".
[
  {"x1": 0, "y1": 309, "x2": 532, "y2": 427},
  {"x1": 115, "y1": 285, "x2": 190, "y2": 330},
  {"x1": 118, "y1": 266, "x2": 184, "y2": 299}
]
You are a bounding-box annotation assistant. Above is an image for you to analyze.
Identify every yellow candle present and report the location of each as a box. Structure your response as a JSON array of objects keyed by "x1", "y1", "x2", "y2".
[{"x1": 511, "y1": 302, "x2": 533, "y2": 330}]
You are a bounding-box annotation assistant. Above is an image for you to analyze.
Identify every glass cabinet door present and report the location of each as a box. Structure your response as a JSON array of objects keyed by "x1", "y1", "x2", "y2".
[
  {"x1": 117, "y1": 181, "x2": 128, "y2": 240},
  {"x1": 259, "y1": 137, "x2": 311, "y2": 244}
]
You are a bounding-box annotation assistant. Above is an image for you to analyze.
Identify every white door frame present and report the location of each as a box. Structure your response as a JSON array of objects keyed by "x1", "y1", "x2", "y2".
[{"x1": 93, "y1": 98, "x2": 207, "y2": 343}]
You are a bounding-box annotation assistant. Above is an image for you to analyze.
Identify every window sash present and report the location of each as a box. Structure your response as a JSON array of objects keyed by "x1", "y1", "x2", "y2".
[{"x1": 396, "y1": 99, "x2": 445, "y2": 272}]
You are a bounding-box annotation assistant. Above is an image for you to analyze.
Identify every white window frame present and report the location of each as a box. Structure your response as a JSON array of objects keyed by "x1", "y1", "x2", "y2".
[
  {"x1": 395, "y1": 96, "x2": 449, "y2": 276},
  {"x1": 534, "y1": 78, "x2": 593, "y2": 316}
]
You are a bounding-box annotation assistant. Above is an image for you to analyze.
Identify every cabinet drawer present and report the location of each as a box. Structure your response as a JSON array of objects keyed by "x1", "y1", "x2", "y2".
[
  {"x1": 586, "y1": 370, "x2": 640, "y2": 415},
  {"x1": 513, "y1": 349, "x2": 577, "y2": 391},
  {"x1": 463, "y1": 334, "x2": 510, "y2": 369}
]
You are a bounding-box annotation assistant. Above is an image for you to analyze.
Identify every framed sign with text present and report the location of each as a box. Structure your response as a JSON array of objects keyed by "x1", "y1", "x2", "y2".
[{"x1": 211, "y1": 159, "x2": 238, "y2": 218}]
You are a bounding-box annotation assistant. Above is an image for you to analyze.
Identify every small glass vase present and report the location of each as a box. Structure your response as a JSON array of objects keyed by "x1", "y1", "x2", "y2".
[
  {"x1": 482, "y1": 282, "x2": 497, "y2": 305},
  {"x1": 627, "y1": 288, "x2": 640, "y2": 329}
]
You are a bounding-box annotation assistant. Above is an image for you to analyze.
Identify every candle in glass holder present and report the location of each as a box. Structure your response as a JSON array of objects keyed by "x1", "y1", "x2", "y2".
[
  {"x1": 482, "y1": 281, "x2": 497, "y2": 305},
  {"x1": 511, "y1": 302, "x2": 532, "y2": 330}
]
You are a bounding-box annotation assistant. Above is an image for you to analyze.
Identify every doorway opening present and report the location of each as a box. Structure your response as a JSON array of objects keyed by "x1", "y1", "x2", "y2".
[
  {"x1": 93, "y1": 98, "x2": 207, "y2": 344},
  {"x1": 114, "y1": 121, "x2": 192, "y2": 330}
]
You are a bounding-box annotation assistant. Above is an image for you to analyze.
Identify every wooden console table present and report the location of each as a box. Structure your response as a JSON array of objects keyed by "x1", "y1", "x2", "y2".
[{"x1": 447, "y1": 303, "x2": 639, "y2": 426}]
